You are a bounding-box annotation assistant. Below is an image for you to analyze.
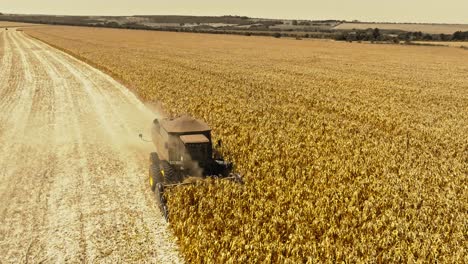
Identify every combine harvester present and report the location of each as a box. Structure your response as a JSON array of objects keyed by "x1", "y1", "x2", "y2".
[{"x1": 141, "y1": 115, "x2": 242, "y2": 221}]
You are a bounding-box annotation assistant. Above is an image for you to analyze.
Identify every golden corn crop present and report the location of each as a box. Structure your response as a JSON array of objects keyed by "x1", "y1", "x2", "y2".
[{"x1": 25, "y1": 26, "x2": 468, "y2": 263}]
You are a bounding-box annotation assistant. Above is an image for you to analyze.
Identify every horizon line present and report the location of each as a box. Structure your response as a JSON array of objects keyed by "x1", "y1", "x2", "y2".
[{"x1": 2, "y1": 12, "x2": 468, "y2": 25}]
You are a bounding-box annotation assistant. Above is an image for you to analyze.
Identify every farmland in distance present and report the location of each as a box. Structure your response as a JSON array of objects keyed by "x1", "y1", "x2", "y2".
[
  {"x1": 0, "y1": 21, "x2": 37, "y2": 27},
  {"x1": 24, "y1": 26, "x2": 468, "y2": 262},
  {"x1": 334, "y1": 22, "x2": 468, "y2": 34}
]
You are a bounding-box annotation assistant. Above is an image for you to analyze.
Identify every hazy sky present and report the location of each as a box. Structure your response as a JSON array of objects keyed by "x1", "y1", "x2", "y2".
[{"x1": 1, "y1": 0, "x2": 467, "y2": 24}]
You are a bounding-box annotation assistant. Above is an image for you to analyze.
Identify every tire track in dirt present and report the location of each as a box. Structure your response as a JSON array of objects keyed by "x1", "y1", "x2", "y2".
[
  {"x1": 22, "y1": 35, "x2": 176, "y2": 254},
  {"x1": 0, "y1": 29, "x2": 49, "y2": 263},
  {"x1": 23, "y1": 32, "x2": 178, "y2": 263},
  {"x1": 0, "y1": 29, "x2": 12, "y2": 141},
  {"x1": 10, "y1": 30, "x2": 57, "y2": 263},
  {"x1": 15, "y1": 29, "x2": 89, "y2": 262},
  {"x1": 0, "y1": 31, "x2": 36, "y2": 202},
  {"x1": 22, "y1": 30, "x2": 114, "y2": 262},
  {"x1": 0, "y1": 29, "x2": 182, "y2": 263}
]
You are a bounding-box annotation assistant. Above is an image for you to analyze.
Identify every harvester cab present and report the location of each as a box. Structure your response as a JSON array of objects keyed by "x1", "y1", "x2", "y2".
[{"x1": 147, "y1": 115, "x2": 242, "y2": 221}]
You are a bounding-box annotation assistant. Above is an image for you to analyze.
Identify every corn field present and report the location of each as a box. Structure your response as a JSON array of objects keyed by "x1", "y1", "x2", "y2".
[{"x1": 25, "y1": 26, "x2": 468, "y2": 263}]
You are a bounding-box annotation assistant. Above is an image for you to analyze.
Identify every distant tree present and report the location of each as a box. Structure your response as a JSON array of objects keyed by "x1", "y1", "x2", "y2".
[
  {"x1": 273, "y1": 32, "x2": 282, "y2": 38},
  {"x1": 372, "y1": 28, "x2": 381, "y2": 40},
  {"x1": 439, "y1": 33, "x2": 450, "y2": 41},
  {"x1": 292, "y1": 20, "x2": 298, "y2": 26},
  {"x1": 412, "y1": 31, "x2": 423, "y2": 40},
  {"x1": 422, "y1": 34, "x2": 433, "y2": 41},
  {"x1": 179, "y1": 23, "x2": 185, "y2": 26},
  {"x1": 346, "y1": 36, "x2": 353, "y2": 42},
  {"x1": 104, "y1": 21, "x2": 120, "y2": 28},
  {"x1": 403, "y1": 32, "x2": 412, "y2": 41},
  {"x1": 356, "y1": 31, "x2": 368, "y2": 41},
  {"x1": 452, "y1": 31, "x2": 468, "y2": 40},
  {"x1": 334, "y1": 32, "x2": 347, "y2": 41}
]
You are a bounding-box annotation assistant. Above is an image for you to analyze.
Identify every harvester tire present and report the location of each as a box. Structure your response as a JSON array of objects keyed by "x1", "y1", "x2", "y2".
[
  {"x1": 149, "y1": 164, "x2": 162, "y2": 192},
  {"x1": 161, "y1": 161, "x2": 178, "y2": 184},
  {"x1": 155, "y1": 182, "x2": 164, "y2": 206},
  {"x1": 150, "y1": 152, "x2": 160, "y2": 165},
  {"x1": 162, "y1": 204, "x2": 169, "y2": 222},
  {"x1": 155, "y1": 183, "x2": 169, "y2": 221}
]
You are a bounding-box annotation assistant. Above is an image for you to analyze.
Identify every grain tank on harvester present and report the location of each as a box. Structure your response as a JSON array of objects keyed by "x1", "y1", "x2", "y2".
[{"x1": 141, "y1": 115, "x2": 242, "y2": 221}]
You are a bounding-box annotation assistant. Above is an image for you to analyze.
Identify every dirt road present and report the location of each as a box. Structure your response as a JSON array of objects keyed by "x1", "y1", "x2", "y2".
[{"x1": 0, "y1": 29, "x2": 182, "y2": 263}]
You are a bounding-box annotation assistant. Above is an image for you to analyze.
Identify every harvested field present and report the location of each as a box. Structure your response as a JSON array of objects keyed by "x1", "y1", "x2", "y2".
[
  {"x1": 335, "y1": 22, "x2": 468, "y2": 34},
  {"x1": 22, "y1": 25, "x2": 468, "y2": 262},
  {"x1": 0, "y1": 21, "x2": 37, "y2": 28},
  {"x1": 0, "y1": 28, "x2": 182, "y2": 263},
  {"x1": 413, "y1": 41, "x2": 468, "y2": 47}
]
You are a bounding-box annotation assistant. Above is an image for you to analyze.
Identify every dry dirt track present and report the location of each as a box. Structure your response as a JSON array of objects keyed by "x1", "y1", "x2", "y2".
[{"x1": 0, "y1": 29, "x2": 182, "y2": 263}]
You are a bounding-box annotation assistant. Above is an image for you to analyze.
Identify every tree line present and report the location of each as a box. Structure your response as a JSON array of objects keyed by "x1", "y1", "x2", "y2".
[{"x1": 336, "y1": 28, "x2": 468, "y2": 42}]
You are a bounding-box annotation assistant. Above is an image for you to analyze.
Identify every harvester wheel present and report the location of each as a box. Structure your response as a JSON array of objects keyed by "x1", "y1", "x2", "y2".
[
  {"x1": 155, "y1": 183, "x2": 169, "y2": 221},
  {"x1": 155, "y1": 183, "x2": 164, "y2": 202},
  {"x1": 162, "y1": 205, "x2": 169, "y2": 222},
  {"x1": 161, "y1": 161, "x2": 178, "y2": 184},
  {"x1": 149, "y1": 164, "x2": 162, "y2": 192},
  {"x1": 149, "y1": 152, "x2": 160, "y2": 165}
]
